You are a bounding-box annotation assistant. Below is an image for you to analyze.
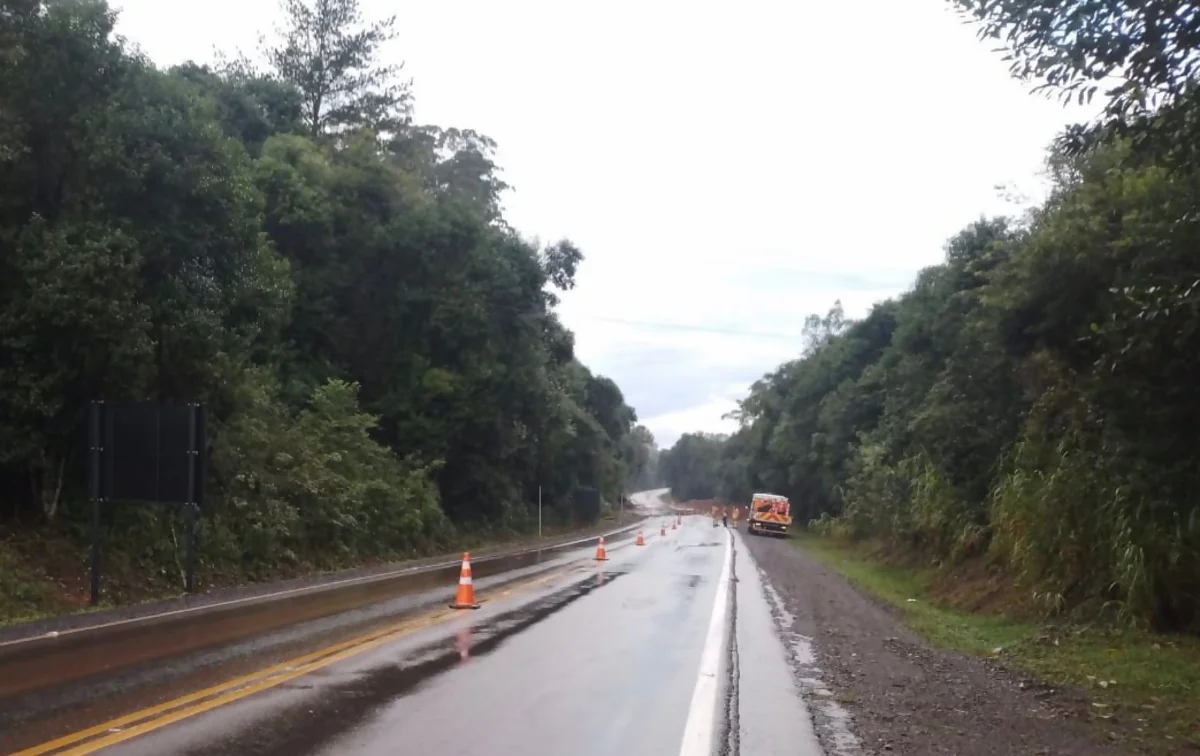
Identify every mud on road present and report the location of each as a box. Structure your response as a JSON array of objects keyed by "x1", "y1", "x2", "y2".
[{"x1": 742, "y1": 533, "x2": 1128, "y2": 756}]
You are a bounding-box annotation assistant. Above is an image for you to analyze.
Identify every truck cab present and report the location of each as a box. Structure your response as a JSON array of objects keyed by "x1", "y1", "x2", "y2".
[{"x1": 747, "y1": 492, "x2": 791, "y2": 536}]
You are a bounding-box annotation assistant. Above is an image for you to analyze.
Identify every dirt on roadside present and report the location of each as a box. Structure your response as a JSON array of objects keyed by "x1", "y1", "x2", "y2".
[{"x1": 742, "y1": 533, "x2": 1130, "y2": 756}]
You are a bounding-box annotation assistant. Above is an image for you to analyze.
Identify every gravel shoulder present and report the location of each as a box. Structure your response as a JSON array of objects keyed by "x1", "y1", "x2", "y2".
[{"x1": 742, "y1": 532, "x2": 1129, "y2": 756}]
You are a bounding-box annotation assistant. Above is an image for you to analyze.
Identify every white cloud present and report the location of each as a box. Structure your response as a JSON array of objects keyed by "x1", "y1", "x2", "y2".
[
  {"x1": 641, "y1": 396, "x2": 742, "y2": 446},
  {"x1": 113, "y1": 0, "x2": 1100, "y2": 448}
]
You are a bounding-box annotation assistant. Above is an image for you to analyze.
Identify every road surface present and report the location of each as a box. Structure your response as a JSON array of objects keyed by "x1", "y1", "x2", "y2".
[
  {"x1": 2, "y1": 518, "x2": 820, "y2": 756},
  {"x1": 629, "y1": 487, "x2": 670, "y2": 514}
]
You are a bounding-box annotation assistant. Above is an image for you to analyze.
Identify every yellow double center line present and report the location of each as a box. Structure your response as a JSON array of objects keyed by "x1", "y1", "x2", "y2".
[{"x1": 12, "y1": 561, "x2": 593, "y2": 756}]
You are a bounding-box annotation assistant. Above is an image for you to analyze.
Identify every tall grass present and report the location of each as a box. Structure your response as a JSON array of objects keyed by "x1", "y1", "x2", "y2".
[{"x1": 830, "y1": 388, "x2": 1200, "y2": 630}]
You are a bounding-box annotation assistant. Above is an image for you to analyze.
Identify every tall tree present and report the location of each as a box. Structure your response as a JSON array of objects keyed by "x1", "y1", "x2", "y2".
[
  {"x1": 0, "y1": 0, "x2": 645, "y2": 604},
  {"x1": 952, "y1": 0, "x2": 1200, "y2": 156},
  {"x1": 660, "y1": 433, "x2": 727, "y2": 502},
  {"x1": 264, "y1": 0, "x2": 410, "y2": 137},
  {"x1": 953, "y1": 0, "x2": 1200, "y2": 116}
]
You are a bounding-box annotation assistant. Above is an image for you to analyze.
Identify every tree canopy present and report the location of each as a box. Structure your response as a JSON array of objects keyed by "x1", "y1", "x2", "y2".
[
  {"x1": 953, "y1": 0, "x2": 1200, "y2": 157},
  {"x1": 0, "y1": 0, "x2": 648, "y2": 579},
  {"x1": 663, "y1": 0, "x2": 1200, "y2": 631}
]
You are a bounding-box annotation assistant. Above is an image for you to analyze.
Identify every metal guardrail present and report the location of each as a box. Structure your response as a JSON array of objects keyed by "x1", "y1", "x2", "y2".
[{"x1": 0, "y1": 521, "x2": 643, "y2": 700}]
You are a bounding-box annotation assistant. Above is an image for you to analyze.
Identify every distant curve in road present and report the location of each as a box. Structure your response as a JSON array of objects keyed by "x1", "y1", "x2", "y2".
[{"x1": 629, "y1": 487, "x2": 670, "y2": 511}]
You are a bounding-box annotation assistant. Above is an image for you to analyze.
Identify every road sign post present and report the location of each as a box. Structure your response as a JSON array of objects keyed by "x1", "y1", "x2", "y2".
[
  {"x1": 87, "y1": 401, "x2": 207, "y2": 604},
  {"x1": 88, "y1": 402, "x2": 103, "y2": 606}
]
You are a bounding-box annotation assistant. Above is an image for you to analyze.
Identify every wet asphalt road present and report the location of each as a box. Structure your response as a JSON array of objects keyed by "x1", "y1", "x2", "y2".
[{"x1": 4, "y1": 518, "x2": 820, "y2": 756}]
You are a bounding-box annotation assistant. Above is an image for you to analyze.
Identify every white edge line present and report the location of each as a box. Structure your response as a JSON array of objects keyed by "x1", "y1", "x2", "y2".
[
  {"x1": 678, "y1": 528, "x2": 733, "y2": 756},
  {"x1": 0, "y1": 521, "x2": 647, "y2": 650}
]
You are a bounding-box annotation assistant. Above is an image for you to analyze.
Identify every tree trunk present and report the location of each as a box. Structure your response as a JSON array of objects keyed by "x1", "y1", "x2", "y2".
[{"x1": 31, "y1": 452, "x2": 67, "y2": 520}]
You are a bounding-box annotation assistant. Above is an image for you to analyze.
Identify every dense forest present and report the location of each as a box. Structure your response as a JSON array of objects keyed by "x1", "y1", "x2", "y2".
[
  {"x1": 0, "y1": 0, "x2": 655, "y2": 583},
  {"x1": 662, "y1": 0, "x2": 1200, "y2": 631}
]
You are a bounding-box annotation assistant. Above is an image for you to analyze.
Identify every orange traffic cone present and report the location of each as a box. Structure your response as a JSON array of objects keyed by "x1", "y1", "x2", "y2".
[
  {"x1": 595, "y1": 536, "x2": 608, "y2": 561},
  {"x1": 450, "y1": 552, "x2": 480, "y2": 609},
  {"x1": 636, "y1": 529, "x2": 645, "y2": 546}
]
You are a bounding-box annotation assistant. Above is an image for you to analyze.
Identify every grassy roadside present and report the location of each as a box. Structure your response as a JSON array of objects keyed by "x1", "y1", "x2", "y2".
[
  {"x1": 0, "y1": 510, "x2": 638, "y2": 629},
  {"x1": 793, "y1": 533, "x2": 1200, "y2": 755},
  {"x1": 0, "y1": 546, "x2": 67, "y2": 627}
]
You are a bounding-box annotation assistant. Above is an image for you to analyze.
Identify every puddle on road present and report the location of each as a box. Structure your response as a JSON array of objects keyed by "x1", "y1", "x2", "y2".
[
  {"x1": 370, "y1": 568, "x2": 628, "y2": 682},
  {"x1": 674, "y1": 542, "x2": 722, "y2": 550},
  {"x1": 184, "y1": 569, "x2": 630, "y2": 756}
]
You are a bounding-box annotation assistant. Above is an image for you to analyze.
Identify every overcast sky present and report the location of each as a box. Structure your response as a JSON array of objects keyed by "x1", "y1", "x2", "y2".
[{"x1": 114, "y1": 0, "x2": 1095, "y2": 448}]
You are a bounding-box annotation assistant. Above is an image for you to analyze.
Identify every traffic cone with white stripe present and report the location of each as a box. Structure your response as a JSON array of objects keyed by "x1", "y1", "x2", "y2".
[
  {"x1": 595, "y1": 536, "x2": 608, "y2": 561},
  {"x1": 636, "y1": 529, "x2": 645, "y2": 546},
  {"x1": 450, "y1": 552, "x2": 481, "y2": 609},
  {"x1": 661, "y1": 521, "x2": 667, "y2": 536}
]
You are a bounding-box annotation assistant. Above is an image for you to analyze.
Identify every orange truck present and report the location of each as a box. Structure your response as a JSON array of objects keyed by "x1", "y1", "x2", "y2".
[{"x1": 747, "y1": 492, "x2": 792, "y2": 537}]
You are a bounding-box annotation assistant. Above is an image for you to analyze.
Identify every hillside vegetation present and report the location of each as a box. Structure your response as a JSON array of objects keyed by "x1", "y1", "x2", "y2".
[
  {"x1": 662, "y1": 0, "x2": 1200, "y2": 632},
  {"x1": 0, "y1": 0, "x2": 653, "y2": 613}
]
